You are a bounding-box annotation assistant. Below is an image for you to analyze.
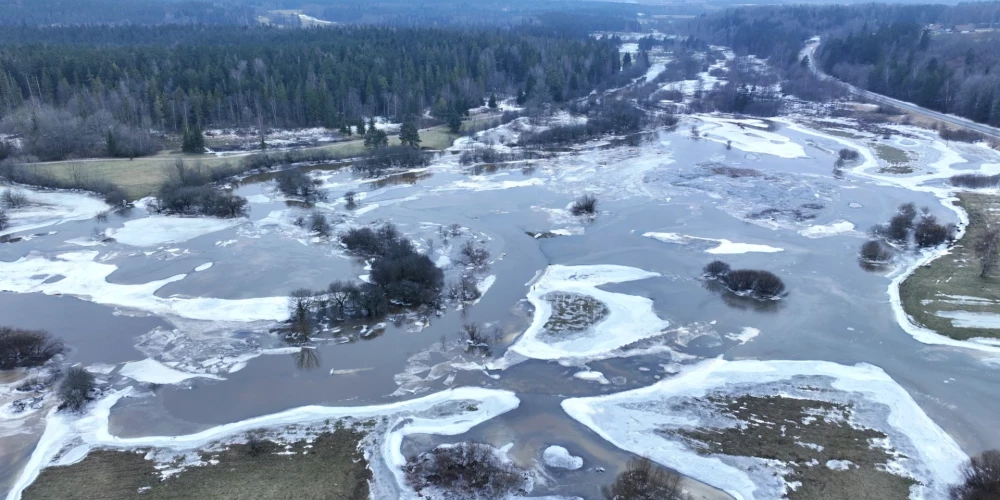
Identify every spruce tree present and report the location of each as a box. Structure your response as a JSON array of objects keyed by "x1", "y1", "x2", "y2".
[
  {"x1": 399, "y1": 119, "x2": 421, "y2": 148},
  {"x1": 105, "y1": 129, "x2": 117, "y2": 157},
  {"x1": 488, "y1": 94, "x2": 498, "y2": 109},
  {"x1": 446, "y1": 111, "x2": 462, "y2": 134}
]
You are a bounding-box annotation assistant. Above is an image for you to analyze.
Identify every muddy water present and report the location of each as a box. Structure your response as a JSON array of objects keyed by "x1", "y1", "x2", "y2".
[{"x1": 3, "y1": 120, "x2": 1000, "y2": 498}]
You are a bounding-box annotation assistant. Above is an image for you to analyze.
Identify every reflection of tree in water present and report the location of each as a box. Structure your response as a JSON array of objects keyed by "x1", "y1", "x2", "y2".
[{"x1": 294, "y1": 347, "x2": 321, "y2": 371}]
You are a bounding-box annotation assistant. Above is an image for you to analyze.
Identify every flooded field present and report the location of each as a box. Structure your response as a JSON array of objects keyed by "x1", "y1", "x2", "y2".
[{"x1": 2, "y1": 92, "x2": 1000, "y2": 498}]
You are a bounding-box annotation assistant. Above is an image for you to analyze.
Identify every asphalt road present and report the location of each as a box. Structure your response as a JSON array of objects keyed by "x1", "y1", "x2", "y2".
[{"x1": 802, "y1": 39, "x2": 1000, "y2": 140}]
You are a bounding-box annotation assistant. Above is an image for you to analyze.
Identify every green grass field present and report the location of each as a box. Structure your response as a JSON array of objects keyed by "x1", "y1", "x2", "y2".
[
  {"x1": 899, "y1": 193, "x2": 1000, "y2": 341},
  {"x1": 21, "y1": 124, "x2": 462, "y2": 199}
]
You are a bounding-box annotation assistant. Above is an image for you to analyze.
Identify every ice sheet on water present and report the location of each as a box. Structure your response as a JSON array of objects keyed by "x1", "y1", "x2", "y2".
[
  {"x1": 0, "y1": 186, "x2": 109, "y2": 237},
  {"x1": 109, "y1": 216, "x2": 243, "y2": 247},
  {"x1": 644, "y1": 232, "x2": 783, "y2": 254}
]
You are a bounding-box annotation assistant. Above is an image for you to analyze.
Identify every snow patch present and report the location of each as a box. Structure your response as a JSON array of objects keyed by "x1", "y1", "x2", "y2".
[{"x1": 798, "y1": 220, "x2": 855, "y2": 238}]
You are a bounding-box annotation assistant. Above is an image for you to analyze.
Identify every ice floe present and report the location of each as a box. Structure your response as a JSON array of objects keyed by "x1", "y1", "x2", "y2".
[
  {"x1": 542, "y1": 446, "x2": 583, "y2": 470},
  {"x1": 6, "y1": 387, "x2": 519, "y2": 500},
  {"x1": 0, "y1": 251, "x2": 288, "y2": 322},
  {"x1": 119, "y1": 359, "x2": 224, "y2": 384},
  {"x1": 0, "y1": 187, "x2": 109, "y2": 237},
  {"x1": 492, "y1": 265, "x2": 669, "y2": 366},
  {"x1": 572, "y1": 370, "x2": 610, "y2": 385},
  {"x1": 644, "y1": 232, "x2": 783, "y2": 254},
  {"x1": 798, "y1": 220, "x2": 855, "y2": 238},
  {"x1": 194, "y1": 262, "x2": 213, "y2": 272},
  {"x1": 562, "y1": 358, "x2": 966, "y2": 500},
  {"x1": 696, "y1": 116, "x2": 807, "y2": 159},
  {"x1": 109, "y1": 216, "x2": 243, "y2": 247}
]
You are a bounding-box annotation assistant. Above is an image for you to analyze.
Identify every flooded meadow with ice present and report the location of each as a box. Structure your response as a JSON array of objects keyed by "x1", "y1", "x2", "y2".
[{"x1": 3, "y1": 82, "x2": 1000, "y2": 498}]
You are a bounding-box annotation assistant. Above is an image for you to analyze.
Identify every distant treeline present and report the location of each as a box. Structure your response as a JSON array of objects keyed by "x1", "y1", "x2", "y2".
[
  {"x1": 0, "y1": 0, "x2": 256, "y2": 26},
  {"x1": 678, "y1": 3, "x2": 1000, "y2": 125},
  {"x1": 0, "y1": 25, "x2": 624, "y2": 150}
]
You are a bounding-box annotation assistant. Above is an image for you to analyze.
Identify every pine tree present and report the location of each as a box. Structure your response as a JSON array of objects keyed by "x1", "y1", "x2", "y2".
[
  {"x1": 363, "y1": 127, "x2": 388, "y2": 149},
  {"x1": 623, "y1": 52, "x2": 632, "y2": 70},
  {"x1": 447, "y1": 110, "x2": 462, "y2": 134},
  {"x1": 488, "y1": 94, "x2": 497, "y2": 109},
  {"x1": 357, "y1": 118, "x2": 366, "y2": 136},
  {"x1": 182, "y1": 123, "x2": 205, "y2": 154},
  {"x1": 399, "y1": 119, "x2": 421, "y2": 148}
]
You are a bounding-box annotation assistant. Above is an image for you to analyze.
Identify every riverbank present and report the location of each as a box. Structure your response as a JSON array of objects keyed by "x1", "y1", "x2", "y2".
[
  {"x1": 22, "y1": 430, "x2": 370, "y2": 500},
  {"x1": 900, "y1": 192, "x2": 1000, "y2": 343}
]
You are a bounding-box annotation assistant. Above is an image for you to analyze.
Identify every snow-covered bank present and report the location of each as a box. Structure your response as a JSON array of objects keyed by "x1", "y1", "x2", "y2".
[
  {"x1": 0, "y1": 186, "x2": 109, "y2": 237},
  {"x1": 492, "y1": 265, "x2": 670, "y2": 365},
  {"x1": 0, "y1": 250, "x2": 288, "y2": 322},
  {"x1": 7, "y1": 387, "x2": 519, "y2": 500},
  {"x1": 562, "y1": 358, "x2": 967, "y2": 500},
  {"x1": 783, "y1": 121, "x2": 1000, "y2": 353},
  {"x1": 644, "y1": 232, "x2": 784, "y2": 254}
]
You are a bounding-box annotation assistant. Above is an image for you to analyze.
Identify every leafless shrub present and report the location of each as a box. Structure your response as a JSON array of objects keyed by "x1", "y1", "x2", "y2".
[
  {"x1": 950, "y1": 449, "x2": 1000, "y2": 500},
  {"x1": 58, "y1": 366, "x2": 95, "y2": 412},
  {"x1": 0, "y1": 327, "x2": 64, "y2": 370},
  {"x1": 448, "y1": 273, "x2": 482, "y2": 302},
  {"x1": 570, "y1": 194, "x2": 598, "y2": 216},
  {"x1": 914, "y1": 215, "x2": 955, "y2": 248},
  {"x1": 309, "y1": 211, "x2": 331, "y2": 238},
  {"x1": 859, "y1": 240, "x2": 893, "y2": 263},
  {"x1": 602, "y1": 457, "x2": 689, "y2": 500},
  {"x1": 344, "y1": 190, "x2": 357, "y2": 209},
  {"x1": 460, "y1": 240, "x2": 490, "y2": 267},
  {"x1": 0, "y1": 209, "x2": 8, "y2": 231},
  {"x1": 287, "y1": 289, "x2": 315, "y2": 340},
  {"x1": 940, "y1": 128, "x2": 985, "y2": 144},
  {"x1": 703, "y1": 260, "x2": 731, "y2": 278},
  {"x1": 404, "y1": 442, "x2": 529, "y2": 499},
  {"x1": 1, "y1": 188, "x2": 28, "y2": 209},
  {"x1": 95, "y1": 210, "x2": 109, "y2": 223},
  {"x1": 245, "y1": 431, "x2": 269, "y2": 457},
  {"x1": 838, "y1": 148, "x2": 860, "y2": 161}
]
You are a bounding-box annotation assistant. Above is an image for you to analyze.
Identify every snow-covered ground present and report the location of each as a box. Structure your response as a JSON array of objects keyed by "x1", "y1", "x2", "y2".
[
  {"x1": 7, "y1": 387, "x2": 519, "y2": 500},
  {"x1": 562, "y1": 358, "x2": 967, "y2": 500}
]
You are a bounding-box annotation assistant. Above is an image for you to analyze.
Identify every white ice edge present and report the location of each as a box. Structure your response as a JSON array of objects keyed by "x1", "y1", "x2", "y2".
[
  {"x1": 0, "y1": 187, "x2": 110, "y2": 237},
  {"x1": 780, "y1": 120, "x2": 1000, "y2": 353},
  {"x1": 502, "y1": 264, "x2": 669, "y2": 362},
  {"x1": 109, "y1": 216, "x2": 244, "y2": 247},
  {"x1": 0, "y1": 250, "x2": 288, "y2": 322},
  {"x1": 119, "y1": 358, "x2": 225, "y2": 384},
  {"x1": 644, "y1": 232, "x2": 784, "y2": 254},
  {"x1": 561, "y1": 358, "x2": 967, "y2": 500},
  {"x1": 7, "y1": 387, "x2": 519, "y2": 500}
]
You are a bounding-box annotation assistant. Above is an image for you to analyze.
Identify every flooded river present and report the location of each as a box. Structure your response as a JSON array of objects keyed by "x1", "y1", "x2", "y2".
[{"x1": 2, "y1": 110, "x2": 999, "y2": 499}]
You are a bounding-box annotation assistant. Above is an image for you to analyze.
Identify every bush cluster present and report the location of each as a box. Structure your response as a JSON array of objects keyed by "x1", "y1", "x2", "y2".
[
  {"x1": 0, "y1": 327, "x2": 64, "y2": 370},
  {"x1": 151, "y1": 161, "x2": 249, "y2": 218},
  {"x1": 704, "y1": 262, "x2": 786, "y2": 299},
  {"x1": 518, "y1": 100, "x2": 646, "y2": 147},
  {"x1": 276, "y1": 169, "x2": 326, "y2": 202},
  {"x1": 950, "y1": 174, "x2": 1000, "y2": 189},
  {"x1": 869, "y1": 202, "x2": 954, "y2": 248},
  {"x1": 838, "y1": 148, "x2": 860, "y2": 161},
  {"x1": 404, "y1": 442, "x2": 529, "y2": 499},
  {"x1": 859, "y1": 240, "x2": 893, "y2": 263},
  {"x1": 1, "y1": 188, "x2": 29, "y2": 209},
  {"x1": 353, "y1": 146, "x2": 429, "y2": 177},
  {"x1": 939, "y1": 128, "x2": 985, "y2": 144},
  {"x1": 950, "y1": 449, "x2": 1000, "y2": 500},
  {"x1": 340, "y1": 223, "x2": 443, "y2": 307}
]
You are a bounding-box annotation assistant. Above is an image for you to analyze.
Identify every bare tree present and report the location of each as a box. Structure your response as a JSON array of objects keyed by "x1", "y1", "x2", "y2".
[{"x1": 950, "y1": 449, "x2": 1000, "y2": 500}]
